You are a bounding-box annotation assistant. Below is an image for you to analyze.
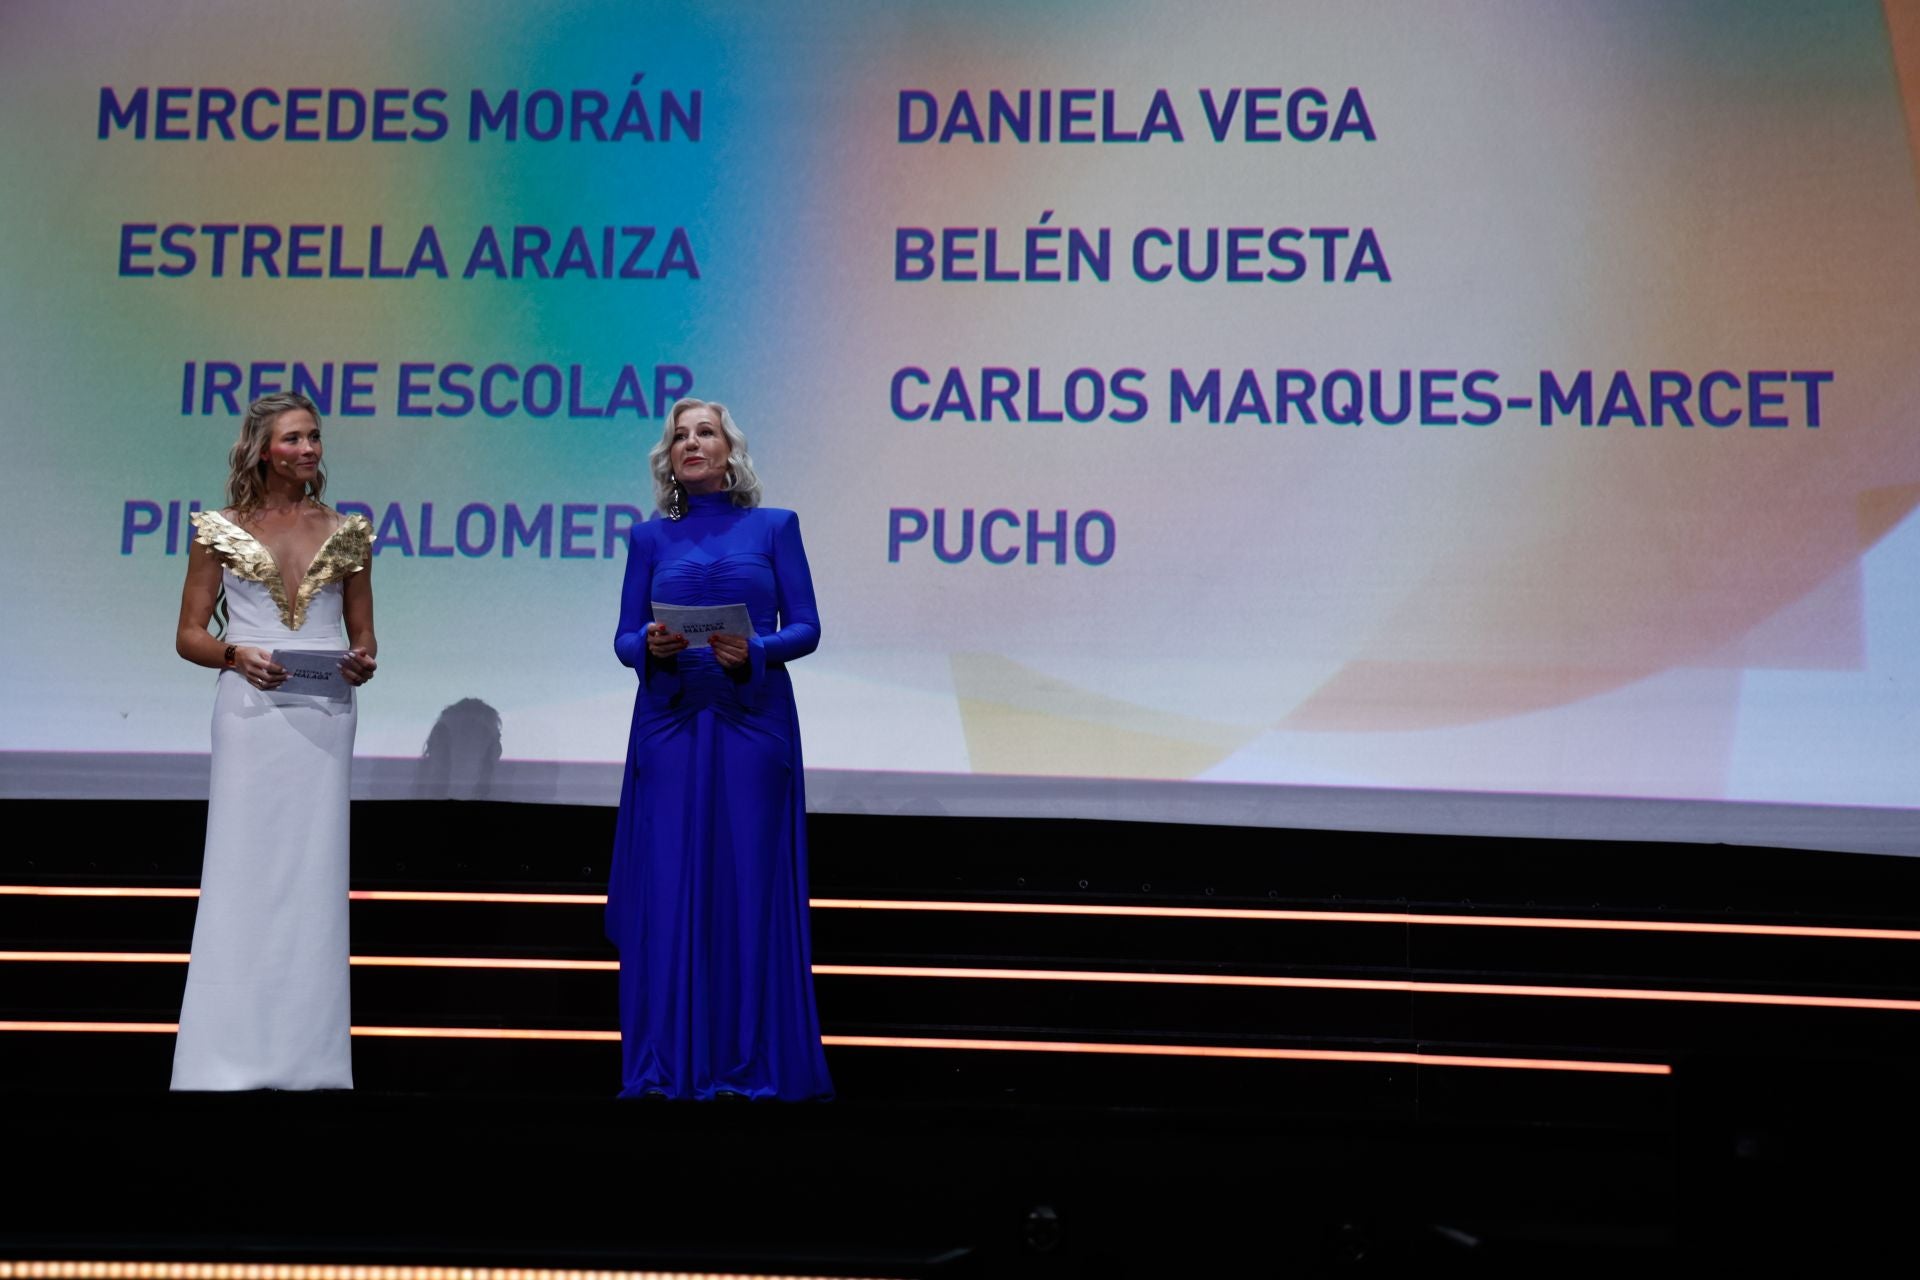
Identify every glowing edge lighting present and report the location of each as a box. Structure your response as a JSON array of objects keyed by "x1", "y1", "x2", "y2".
[
  {"x1": 810, "y1": 964, "x2": 1920, "y2": 1012},
  {"x1": 823, "y1": 1035, "x2": 1670, "y2": 1075},
  {"x1": 5, "y1": 951, "x2": 1918, "y2": 1013},
  {"x1": 0, "y1": 1020, "x2": 1669, "y2": 1074},
  {"x1": 0, "y1": 1262, "x2": 889, "y2": 1280},
  {"x1": 3, "y1": 885, "x2": 1915, "y2": 942},
  {"x1": 807, "y1": 898, "x2": 1920, "y2": 942}
]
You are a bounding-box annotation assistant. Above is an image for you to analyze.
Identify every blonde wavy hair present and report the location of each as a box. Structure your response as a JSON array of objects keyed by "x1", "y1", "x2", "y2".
[
  {"x1": 225, "y1": 392, "x2": 328, "y2": 514},
  {"x1": 649, "y1": 398, "x2": 763, "y2": 516}
]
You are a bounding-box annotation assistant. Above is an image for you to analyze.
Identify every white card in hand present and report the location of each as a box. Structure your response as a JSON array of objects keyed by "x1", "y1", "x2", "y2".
[
  {"x1": 270, "y1": 649, "x2": 352, "y2": 701},
  {"x1": 651, "y1": 601, "x2": 754, "y2": 644}
]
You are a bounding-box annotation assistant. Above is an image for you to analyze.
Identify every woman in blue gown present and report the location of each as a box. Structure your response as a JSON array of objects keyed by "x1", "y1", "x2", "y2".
[{"x1": 608, "y1": 397, "x2": 834, "y2": 1100}]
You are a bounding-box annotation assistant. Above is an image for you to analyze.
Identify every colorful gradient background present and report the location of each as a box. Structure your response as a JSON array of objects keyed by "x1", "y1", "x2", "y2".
[{"x1": 3, "y1": 1, "x2": 1917, "y2": 839}]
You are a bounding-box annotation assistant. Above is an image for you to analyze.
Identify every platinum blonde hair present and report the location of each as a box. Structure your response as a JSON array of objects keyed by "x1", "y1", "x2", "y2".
[
  {"x1": 226, "y1": 392, "x2": 327, "y2": 514},
  {"x1": 649, "y1": 398, "x2": 763, "y2": 514}
]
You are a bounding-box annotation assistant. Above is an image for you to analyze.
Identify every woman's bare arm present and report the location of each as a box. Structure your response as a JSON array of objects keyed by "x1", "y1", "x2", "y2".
[
  {"x1": 175, "y1": 538, "x2": 285, "y2": 686},
  {"x1": 175, "y1": 540, "x2": 229, "y2": 669},
  {"x1": 339, "y1": 551, "x2": 378, "y2": 685}
]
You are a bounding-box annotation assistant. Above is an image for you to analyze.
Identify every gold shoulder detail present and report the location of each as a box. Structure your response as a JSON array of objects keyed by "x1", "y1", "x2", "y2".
[
  {"x1": 311, "y1": 514, "x2": 372, "y2": 585},
  {"x1": 192, "y1": 509, "x2": 300, "y2": 627},
  {"x1": 188, "y1": 510, "x2": 278, "y2": 585},
  {"x1": 287, "y1": 514, "x2": 373, "y2": 631}
]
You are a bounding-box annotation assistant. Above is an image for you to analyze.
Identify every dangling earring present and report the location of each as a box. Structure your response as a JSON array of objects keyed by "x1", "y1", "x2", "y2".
[
  {"x1": 668, "y1": 475, "x2": 684, "y2": 521},
  {"x1": 722, "y1": 459, "x2": 735, "y2": 492}
]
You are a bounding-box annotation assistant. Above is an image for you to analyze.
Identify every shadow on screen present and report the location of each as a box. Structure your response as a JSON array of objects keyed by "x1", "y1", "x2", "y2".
[{"x1": 420, "y1": 697, "x2": 503, "y2": 800}]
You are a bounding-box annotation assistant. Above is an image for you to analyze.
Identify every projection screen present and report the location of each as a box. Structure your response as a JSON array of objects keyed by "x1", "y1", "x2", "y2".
[{"x1": 3, "y1": 0, "x2": 1917, "y2": 854}]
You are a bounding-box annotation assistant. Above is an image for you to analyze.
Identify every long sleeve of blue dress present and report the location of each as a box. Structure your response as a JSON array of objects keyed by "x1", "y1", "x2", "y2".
[
  {"x1": 747, "y1": 510, "x2": 820, "y2": 686},
  {"x1": 613, "y1": 524, "x2": 656, "y2": 669}
]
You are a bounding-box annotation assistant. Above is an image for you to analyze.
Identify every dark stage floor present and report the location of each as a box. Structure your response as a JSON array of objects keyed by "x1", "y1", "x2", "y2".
[
  {"x1": 5, "y1": 800, "x2": 1918, "y2": 1272},
  {"x1": 10, "y1": 1088, "x2": 1680, "y2": 1275}
]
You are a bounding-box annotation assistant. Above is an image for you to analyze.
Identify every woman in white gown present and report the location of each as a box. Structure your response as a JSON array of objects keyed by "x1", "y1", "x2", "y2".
[{"x1": 170, "y1": 392, "x2": 378, "y2": 1090}]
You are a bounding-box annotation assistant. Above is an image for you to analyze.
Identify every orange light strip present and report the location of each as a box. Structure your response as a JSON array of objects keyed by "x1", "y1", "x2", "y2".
[
  {"x1": 820, "y1": 1034, "x2": 1671, "y2": 1075},
  {"x1": 349, "y1": 1026, "x2": 621, "y2": 1042},
  {"x1": 813, "y1": 964, "x2": 1920, "y2": 1012},
  {"x1": 0, "y1": 1020, "x2": 181, "y2": 1033},
  {"x1": 0, "y1": 955, "x2": 614, "y2": 974},
  {"x1": 350, "y1": 956, "x2": 618, "y2": 971},
  {"x1": 809, "y1": 897, "x2": 1920, "y2": 941},
  {"x1": 0, "y1": 1261, "x2": 889, "y2": 1280},
  {"x1": 0, "y1": 1020, "x2": 1666, "y2": 1074},
  {"x1": 0, "y1": 885, "x2": 201, "y2": 898},
  {"x1": 6, "y1": 884, "x2": 1917, "y2": 942},
  {"x1": 0, "y1": 952, "x2": 620, "y2": 971},
  {"x1": 0, "y1": 1021, "x2": 621, "y2": 1041},
  {"x1": 0, "y1": 951, "x2": 190, "y2": 964},
  {"x1": 0, "y1": 886, "x2": 603, "y2": 905},
  {"x1": 349, "y1": 890, "x2": 609, "y2": 905},
  {"x1": 8, "y1": 950, "x2": 1917, "y2": 1013}
]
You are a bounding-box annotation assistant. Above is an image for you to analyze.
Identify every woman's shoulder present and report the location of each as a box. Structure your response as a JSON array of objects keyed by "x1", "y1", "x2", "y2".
[
  {"x1": 309, "y1": 506, "x2": 372, "y2": 579},
  {"x1": 187, "y1": 508, "x2": 269, "y2": 575},
  {"x1": 307, "y1": 505, "x2": 374, "y2": 570},
  {"x1": 747, "y1": 508, "x2": 808, "y2": 549},
  {"x1": 188, "y1": 507, "x2": 245, "y2": 549},
  {"x1": 627, "y1": 512, "x2": 674, "y2": 552},
  {"x1": 330, "y1": 510, "x2": 375, "y2": 548},
  {"x1": 749, "y1": 505, "x2": 801, "y2": 526},
  {"x1": 307, "y1": 504, "x2": 373, "y2": 547},
  {"x1": 325, "y1": 507, "x2": 373, "y2": 536}
]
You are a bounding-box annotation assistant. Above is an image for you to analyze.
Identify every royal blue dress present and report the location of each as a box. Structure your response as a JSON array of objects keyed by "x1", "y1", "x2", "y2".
[{"x1": 608, "y1": 491, "x2": 834, "y2": 1100}]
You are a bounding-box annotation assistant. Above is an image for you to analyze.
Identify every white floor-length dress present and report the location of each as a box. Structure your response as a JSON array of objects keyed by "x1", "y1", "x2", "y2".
[{"x1": 171, "y1": 509, "x2": 373, "y2": 1090}]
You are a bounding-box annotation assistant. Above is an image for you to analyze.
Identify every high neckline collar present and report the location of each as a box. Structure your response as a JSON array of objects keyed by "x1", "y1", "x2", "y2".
[{"x1": 683, "y1": 490, "x2": 734, "y2": 515}]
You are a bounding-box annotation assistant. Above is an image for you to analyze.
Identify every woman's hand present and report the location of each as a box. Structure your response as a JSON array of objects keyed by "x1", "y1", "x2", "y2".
[
  {"x1": 646, "y1": 622, "x2": 689, "y2": 659},
  {"x1": 339, "y1": 647, "x2": 378, "y2": 687},
  {"x1": 233, "y1": 646, "x2": 287, "y2": 690},
  {"x1": 709, "y1": 632, "x2": 750, "y2": 669}
]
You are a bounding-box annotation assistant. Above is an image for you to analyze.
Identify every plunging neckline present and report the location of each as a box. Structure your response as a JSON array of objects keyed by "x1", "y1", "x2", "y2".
[
  {"x1": 206, "y1": 506, "x2": 349, "y2": 602},
  {"x1": 225, "y1": 510, "x2": 347, "y2": 600},
  {"x1": 192, "y1": 508, "x2": 370, "y2": 633}
]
